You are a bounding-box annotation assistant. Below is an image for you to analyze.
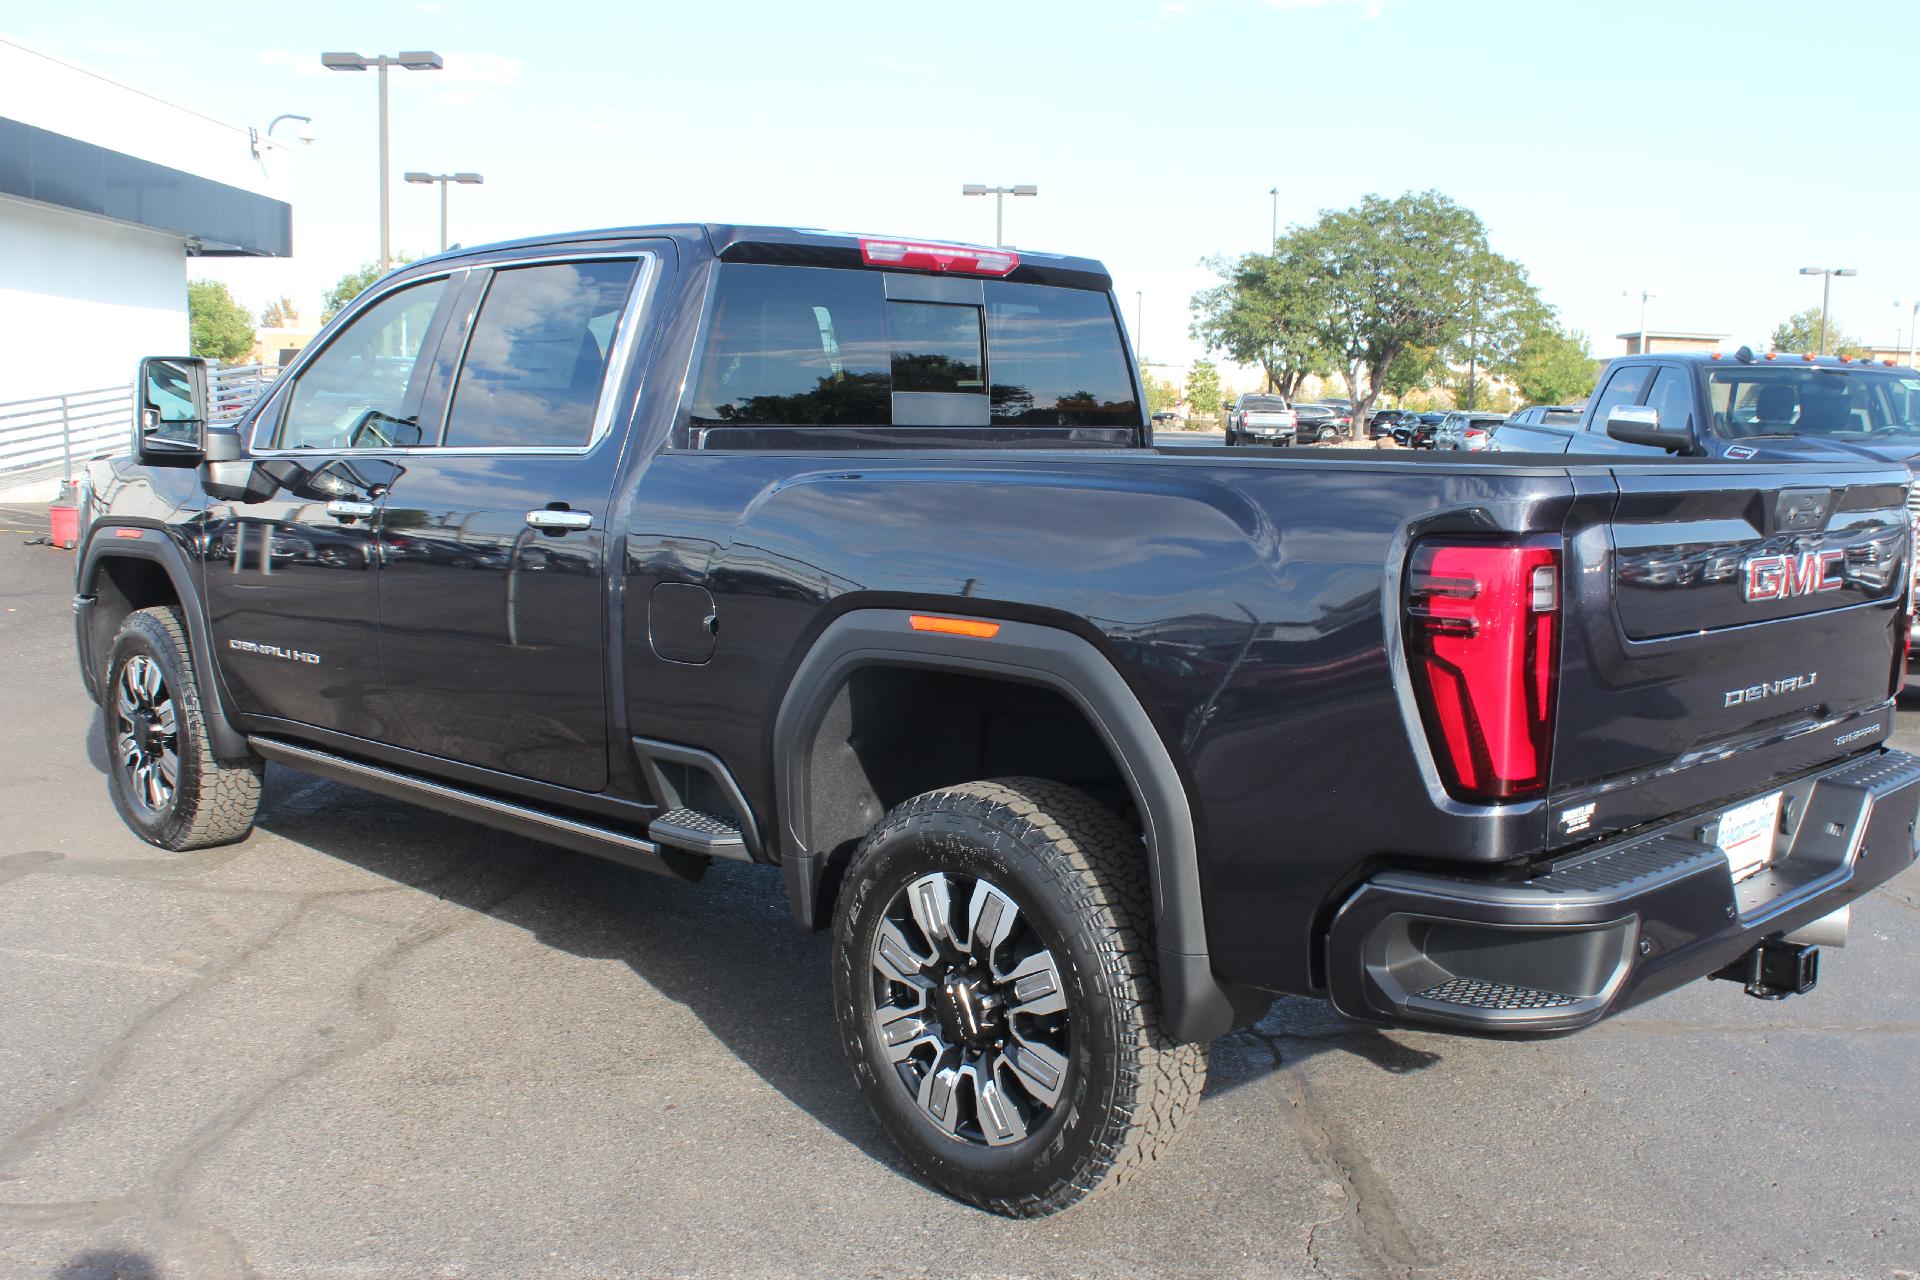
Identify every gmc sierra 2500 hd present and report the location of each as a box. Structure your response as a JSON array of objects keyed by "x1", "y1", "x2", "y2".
[{"x1": 75, "y1": 226, "x2": 1920, "y2": 1216}]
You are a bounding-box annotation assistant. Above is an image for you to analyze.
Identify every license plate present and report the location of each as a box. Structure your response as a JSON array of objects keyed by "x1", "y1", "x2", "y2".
[{"x1": 1716, "y1": 790, "x2": 1782, "y2": 882}]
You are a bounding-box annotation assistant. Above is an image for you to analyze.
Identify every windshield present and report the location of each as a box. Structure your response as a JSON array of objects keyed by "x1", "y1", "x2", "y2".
[{"x1": 1708, "y1": 367, "x2": 1920, "y2": 440}]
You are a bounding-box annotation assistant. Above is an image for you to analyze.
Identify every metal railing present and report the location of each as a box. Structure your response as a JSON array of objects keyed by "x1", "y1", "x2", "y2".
[{"x1": 0, "y1": 364, "x2": 272, "y2": 491}]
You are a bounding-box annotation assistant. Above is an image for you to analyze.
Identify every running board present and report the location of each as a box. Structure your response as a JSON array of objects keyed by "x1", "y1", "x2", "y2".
[{"x1": 248, "y1": 736, "x2": 707, "y2": 881}]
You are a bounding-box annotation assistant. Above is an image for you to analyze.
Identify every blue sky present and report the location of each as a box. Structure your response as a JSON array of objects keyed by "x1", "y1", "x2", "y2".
[{"x1": 16, "y1": 0, "x2": 1920, "y2": 373}]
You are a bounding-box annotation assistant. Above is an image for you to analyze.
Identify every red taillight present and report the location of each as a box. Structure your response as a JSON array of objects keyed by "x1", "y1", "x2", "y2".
[
  {"x1": 858, "y1": 238, "x2": 1018, "y2": 276},
  {"x1": 1405, "y1": 538, "x2": 1561, "y2": 801}
]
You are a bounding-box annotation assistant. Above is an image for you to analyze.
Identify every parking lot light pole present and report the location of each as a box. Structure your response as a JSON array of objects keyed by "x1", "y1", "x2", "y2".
[
  {"x1": 405, "y1": 171, "x2": 484, "y2": 251},
  {"x1": 961, "y1": 183, "x2": 1037, "y2": 248},
  {"x1": 1621, "y1": 288, "x2": 1658, "y2": 354},
  {"x1": 323, "y1": 51, "x2": 444, "y2": 272},
  {"x1": 1799, "y1": 267, "x2": 1857, "y2": 355}
]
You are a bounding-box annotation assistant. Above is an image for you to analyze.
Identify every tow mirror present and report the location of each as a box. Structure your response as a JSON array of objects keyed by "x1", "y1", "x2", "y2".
[
  {"x1": 135, "y1": 356, "x2": 209, "y2": 466},
  {"x1": 1606, "y1": 403, "x2": 1690, "y2": 452}
]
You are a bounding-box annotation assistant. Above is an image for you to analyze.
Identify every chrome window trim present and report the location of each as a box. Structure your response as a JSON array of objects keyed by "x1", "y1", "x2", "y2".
[{"x1": 247, "y1": 248, "x2": 660, "y2": 460}]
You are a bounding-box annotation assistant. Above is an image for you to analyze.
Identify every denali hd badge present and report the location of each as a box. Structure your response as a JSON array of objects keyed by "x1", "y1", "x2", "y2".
[
  {"x1": 228, "y1": 638, "x2": 321, "y2": 665},
  {"x1": 1741, "y1": 549, "x2": 1843, "y2": 603}
]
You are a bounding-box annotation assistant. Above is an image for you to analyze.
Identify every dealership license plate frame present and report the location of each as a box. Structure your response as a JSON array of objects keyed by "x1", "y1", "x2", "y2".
[{"x1": 1716, "y1": 789, "x2": 1783, "y2": 883}]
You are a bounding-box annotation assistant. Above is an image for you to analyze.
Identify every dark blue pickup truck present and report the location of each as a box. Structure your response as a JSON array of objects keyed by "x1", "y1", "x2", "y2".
[
  {"x1": 72, "y1": 228, "x2": 1920, "y2": 1215},
  {"x1": 1496, "y1": 349, "x2": 1920, "y2": 648}
]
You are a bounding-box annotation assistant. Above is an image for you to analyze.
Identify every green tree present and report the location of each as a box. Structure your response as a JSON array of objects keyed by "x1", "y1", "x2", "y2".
[
  {"x1": 1140, "y1": 367, "x2": 1182, "y2": 415},
  {"x1": 1770, "y1": 306, "x2": 1866, "y2": 357},
  {"x1": 1290, "y1": 190, "x2": 1524, "y2": 426},
  {"x1": 1189, "y1": 250, "x2": 1334, "y2": 398},
  {"x1": 1184, "y1": 359, "x2": 1222, "y2": 422},
  {"x1": 322, "y1": 255, "x2": 415, "y2": 322},
  {"x1": 1508, "y1": 324, "x2": 1597, "y2": 406},
  {"x1": 260, "y1": 295, "x2": 300, "y2": 328},
  {"x1": 188, "y1": 280, "x2": 256, "y2": 364}
]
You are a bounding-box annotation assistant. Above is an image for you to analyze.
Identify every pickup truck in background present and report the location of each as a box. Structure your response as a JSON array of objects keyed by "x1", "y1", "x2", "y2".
[
  {"x1": 1223, "y1": 392, "x2": 1297, "y2": 445},
  {"x1": 1493, "y1": 349, "x2": 1920, "y2": 649},
  {"x1": 73, "y1": 227, "x2": 1920, "y2": 1216}
]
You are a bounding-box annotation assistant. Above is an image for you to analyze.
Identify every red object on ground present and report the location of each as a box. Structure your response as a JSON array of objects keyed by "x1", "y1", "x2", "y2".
[{"x1": 48, "y1": 504, "x2": 78, "y2": 550}]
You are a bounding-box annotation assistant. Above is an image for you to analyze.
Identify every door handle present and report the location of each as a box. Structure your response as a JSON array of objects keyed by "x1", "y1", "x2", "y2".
[
  {"x1": 525, "y1": 509, "x2": 593, "y2": 532},
  {"x1": 326, "y1": 499, "x2": 375, "y2": 521}
]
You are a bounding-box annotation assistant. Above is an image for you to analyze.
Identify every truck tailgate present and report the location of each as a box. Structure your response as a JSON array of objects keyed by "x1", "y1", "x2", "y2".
[{"x1": 1547, "y1": 463, "x2": 1909, "y2": 845}]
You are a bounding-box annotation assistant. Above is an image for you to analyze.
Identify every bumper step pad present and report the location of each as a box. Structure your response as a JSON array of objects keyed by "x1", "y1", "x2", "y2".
[{"x1": 1416, "y1": 977, "x2": 1583, "y2": 1012}]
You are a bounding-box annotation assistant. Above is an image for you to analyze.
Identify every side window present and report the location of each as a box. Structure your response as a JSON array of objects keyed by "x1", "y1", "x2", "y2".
[
  {"x1": 1644, "y1": 368, "x2": 1695, "y2": 435},
  {"x1": 278, "y1": 278, "x2": 450, "y2": 450},
  {"x1": 441, "y1": 260, "x2": 640, "y2": 449},
  {"x1": 690, "y1": 264, "x2": 889, "y2": 426},
  {"x1": 1586, "y1": 364, "x2": 1651, "y2": 430}
]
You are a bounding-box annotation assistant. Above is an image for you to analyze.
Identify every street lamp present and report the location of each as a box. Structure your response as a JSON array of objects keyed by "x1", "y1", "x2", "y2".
[
  {"x1": 1798, "y1": 267, "x2": 1857, "y2": 355},
  {"x1": 405, "y1": 171, "x2": 484, "y2": 252},
  {"x1": 1621, "y1": 288, "x2": 1659, "y2": 355},
  {"x1": 961, "y1": 183, "x2": 1037, "y2": 249},
  {"x1": 322, "y1": 50, "x2": 444, "y2": 272}
]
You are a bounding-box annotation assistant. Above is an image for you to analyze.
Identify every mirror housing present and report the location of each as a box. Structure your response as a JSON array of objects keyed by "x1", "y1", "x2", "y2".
[
  {"x1": 135, "y1": 356, "x2": 209, "y2": 466},
  {"x1": 1606, "y1": 403, "x2": 1690, "y2": 452}
]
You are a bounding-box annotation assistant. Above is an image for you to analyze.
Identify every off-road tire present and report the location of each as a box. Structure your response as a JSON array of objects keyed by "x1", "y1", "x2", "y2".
[
  {"x1": 832, "y1": 778, "x2": 1208, "y2": 1216},
  {"x1": 105, "y1": 606, "x2": 263, "y2": 851}
]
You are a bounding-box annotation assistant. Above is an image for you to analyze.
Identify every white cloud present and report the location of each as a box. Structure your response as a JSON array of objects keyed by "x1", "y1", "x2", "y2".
[{"x1": 1265, "y1": 0, "x2": 1385, "y2": 14}]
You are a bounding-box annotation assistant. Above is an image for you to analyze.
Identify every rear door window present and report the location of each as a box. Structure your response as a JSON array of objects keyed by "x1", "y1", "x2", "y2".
[
  {"x1": 687, "y1": 264, "x2": 1138, "y2": 433},
  {"x1": 441, "y1": 260, "x2": 640, "y2": 449}
]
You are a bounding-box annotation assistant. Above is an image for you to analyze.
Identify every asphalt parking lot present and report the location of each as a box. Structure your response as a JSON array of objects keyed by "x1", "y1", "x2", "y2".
[{"x1": 3, "y1": 500, "x2": 1918, "y2": 1280}]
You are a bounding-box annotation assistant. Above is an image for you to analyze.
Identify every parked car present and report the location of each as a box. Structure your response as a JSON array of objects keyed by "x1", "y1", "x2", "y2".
[
  {"x1": 1365, "y1": 407, "x2": 1417, "y2": 440},
  {"x1": 1292, "y1": 404, "x2": 1349, "y2": 444},
  {"x1": 1394, "y1": 411, "x2": 1447, "y2": 448},
  {"x1": 1504, "y1": 404, "x2": 1584, "y2": 433},
  {"x1": 77, "y1": 227, "x2": 1920, "y2": 1218},
  {"x1": 1224, "y1": 393, "x2": 1296, "y2": 446},
  {"x1": 1434, "y1": 411, "x2": 1508, "y2": 451},
  {"x1": 1151, "y1": 410, "x2": 1180, "y2": 428}
]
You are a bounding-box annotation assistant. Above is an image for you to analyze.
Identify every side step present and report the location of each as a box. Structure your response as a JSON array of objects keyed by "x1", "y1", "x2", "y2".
[
  {"x1": 249, "y1": 736, "x2": 707, "y2": 881},
  {"x1": 648, "y1": 807, "x2": 748, "y2": 860}
]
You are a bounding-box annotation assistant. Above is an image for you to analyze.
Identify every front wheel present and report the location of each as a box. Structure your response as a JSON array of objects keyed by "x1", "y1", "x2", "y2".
[
  {"x1": 104, "y1": 607, "x2": 263, "y2": 851},
  {"x1": 832, "y1": 779, "x2": 1207, "y2": 1216}
]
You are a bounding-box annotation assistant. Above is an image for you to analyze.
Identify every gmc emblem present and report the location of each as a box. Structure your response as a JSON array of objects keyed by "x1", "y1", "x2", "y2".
[{"x1": 1742, "y1": 550, "x2": 1844, "y2": 603}]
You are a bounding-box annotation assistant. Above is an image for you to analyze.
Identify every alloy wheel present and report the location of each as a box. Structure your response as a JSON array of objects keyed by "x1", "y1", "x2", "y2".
[
  {"x1": 115, "y1": 654, "x2": 178, "y2": 815},
  {"x1": 868, "y1": 871, "x2": 1070, "y2": 1147}
]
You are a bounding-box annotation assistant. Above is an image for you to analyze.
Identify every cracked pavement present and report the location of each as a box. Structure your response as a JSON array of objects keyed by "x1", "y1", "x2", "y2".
[{"x1": 3, "y1": 505, "x2": 1918, "y2": 1278}]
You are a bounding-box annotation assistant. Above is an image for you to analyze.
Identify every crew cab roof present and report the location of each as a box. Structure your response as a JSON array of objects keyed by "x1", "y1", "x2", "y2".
[
  {"x1": 1634, "y1": 351, "x2": 1916, "y2": 372},
  {"x1": 405, "y1": 223, "x2": 1114, "y2": 291}
]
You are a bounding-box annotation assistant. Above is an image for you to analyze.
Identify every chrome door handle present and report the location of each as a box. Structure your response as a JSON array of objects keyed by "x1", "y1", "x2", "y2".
[
  {"x1": 326, "y1": 499, "x2": 375, "y2": 520},
  {"x1": 525, "y1": 509, "x2": 592, "y2": 531}
]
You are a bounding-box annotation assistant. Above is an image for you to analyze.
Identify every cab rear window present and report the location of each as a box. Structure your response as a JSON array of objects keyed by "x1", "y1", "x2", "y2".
[{"x1": 688, "y1": 264, "x2": 1138, "y2": 431}]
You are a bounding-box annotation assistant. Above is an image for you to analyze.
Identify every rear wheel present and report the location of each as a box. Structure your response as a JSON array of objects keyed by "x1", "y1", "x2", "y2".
[
  {"x1": 832, "y1": 779, "x2": 1207, "y2": 1216},
  {"x1": 104, "y1": 607, "x2": 263, "y2": 851}
]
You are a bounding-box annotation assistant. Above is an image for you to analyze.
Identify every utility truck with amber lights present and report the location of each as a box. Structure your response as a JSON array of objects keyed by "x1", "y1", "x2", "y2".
[{"x1": 73, "y1": 225, "x2": 1920, "y2": 1216}]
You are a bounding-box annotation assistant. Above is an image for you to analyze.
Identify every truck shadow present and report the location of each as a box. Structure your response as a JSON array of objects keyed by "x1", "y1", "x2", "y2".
[{"x1": 242, "y1": 764, "x2": 1437, "y2": 1168}]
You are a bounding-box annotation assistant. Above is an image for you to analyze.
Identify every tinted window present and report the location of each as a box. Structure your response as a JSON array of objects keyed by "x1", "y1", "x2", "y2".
[
  {"x1": 985, "y1": 282, "x2": 1137, "y2": 426},
  {"x1": 690, "y1": 264, "x2": 890, "y2": 426},
  {"x1": 1643, "y1": 368, "x2": 1695, "y2": 435},
  {"x1": 688, "y1": 265, "x2": 1138, "y2": 431},
  {"x1": 442, "y1": 260, "x2": 639, "y2": 449},
  {"x1": 1240, "y1": 396, "x2": 1290, "y2": 411},
  {"x1": 279, "y1": 278, "x2": 449, "y2": 450},
  {"x1": 889, "y1": 301, "x2": 984, "y2": 393},
  {"x1": 1586, "y1": 364, "x2": 1651, "y2": 430}
]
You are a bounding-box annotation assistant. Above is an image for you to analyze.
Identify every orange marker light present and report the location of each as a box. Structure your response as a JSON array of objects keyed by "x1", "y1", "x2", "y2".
[
  {"x1": 909, "y1": 614, "x2": 1001, "y2": 639},
  {"x1": 113, "y1": 527, "x2": 143, "y2": 539}
]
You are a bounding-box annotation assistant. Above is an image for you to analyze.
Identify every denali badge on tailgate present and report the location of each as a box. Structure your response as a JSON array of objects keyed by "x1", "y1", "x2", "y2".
[
  {"x1": 1741, "y1": 549, "x2": 1843, "y2": 602},
  {"x1": 1725, "y1": 672, "x2": 1817, "y2": 707}
]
